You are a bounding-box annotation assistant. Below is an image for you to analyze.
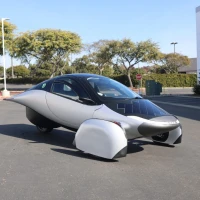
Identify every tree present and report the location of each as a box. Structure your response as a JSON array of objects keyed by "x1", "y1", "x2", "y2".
[
  {"x1": 28, "y1": 64, "x2": 37, "y2": 77},
  {"x1": 102, "y1": 39, "x2": 161, "y2": 88},
  {"x1": 62, "y1": 65, "x2": 74, "y2": 74},
  {"x1": 90, "y1": 50, "x2": 113, "y2": 75},
  {"x1": 7, "y1": 65, "x2": 30, "y2": 78},
  {"x1": 28, "y1": 63, "x2": 51, "y2": 77},
  {"x1": 102, "y1": 65, "x2": 114, "y2": 76},
  {"x1": 0, "y1": 66, "x2": 3, "y2": 77},
  {"x1": 72, "y1": 55, "x2": 97, "y2": 74},
  {"x1": 159, "y1": 53, "x2": 190, "y2": 74},
  {"x1": 28, "y1": 59, "x2": 69, "y2": 77},
  {"x1": 86, "y1": 40, "x2": 110, "y2": 54},
  {"x1": 86, "y1": 40, "x2": 113, "y2": 75},
  {"x1": 11, "y1": 29, "x2": 82, "y2": 77},
  {"x1": 0, "y1": 21, "x2": 16, "y2": 55},
  {"x1": 134, "y1": 66, "x2": 149, "y2": 75}
]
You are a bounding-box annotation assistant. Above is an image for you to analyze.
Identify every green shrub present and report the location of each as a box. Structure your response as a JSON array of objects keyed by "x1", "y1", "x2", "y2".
[
  {"x1": 109, "y1": 75, "x2": 130, "y2": 87},
  {"x1": 193, "y1": 84, "x2": 200, "y2": 95},
  {"x1": 0, "y1": 74, "x2": 197, "y2": 88}
]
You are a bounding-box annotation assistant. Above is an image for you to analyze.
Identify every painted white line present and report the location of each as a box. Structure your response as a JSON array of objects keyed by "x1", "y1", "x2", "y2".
[
  {"x1": 171, "y1": 95, "x2": 200, "y2": 99},
  {"x1": 152, "y1": 100, "x2": 200, "y2": 110}
]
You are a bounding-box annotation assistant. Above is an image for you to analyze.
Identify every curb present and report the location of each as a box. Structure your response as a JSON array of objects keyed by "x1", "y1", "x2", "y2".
[
  {"x1": 0, "y1": 91, "x2": 24, "y2": 100},
  {"x1": 142, "y1": 94, "x2": 200, "y2": 98}
]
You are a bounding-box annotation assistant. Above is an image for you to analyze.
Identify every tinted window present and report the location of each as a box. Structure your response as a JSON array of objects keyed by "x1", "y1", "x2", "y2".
[
  {"x1": 87, "y1": 77, "x2": 141, "y2": 99},
  {"x1": 57, "y1": 77, "x2": 89, "y2": 98},
  {"x1": 37, "y1": 82, "x2": 48, "y2": 90},
  {"x1": 28, "y1": 80, "x2": 51, "y2": 92},
  {"x1": 52, "y1": 82, "x2": 79, "y2": 100}
]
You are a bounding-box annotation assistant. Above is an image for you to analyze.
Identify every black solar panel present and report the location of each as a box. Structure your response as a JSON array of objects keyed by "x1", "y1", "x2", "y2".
[{"x1": 117, "y1": 99, "x2": 168, "y2": 117}]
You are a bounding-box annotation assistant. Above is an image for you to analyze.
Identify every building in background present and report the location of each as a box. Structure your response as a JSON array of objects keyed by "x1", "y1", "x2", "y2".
[
  {"x1": 196, "y1": 6, "x2": 200, "y2": 84},
  {"x1": 178, "y1": 58, "x2": 197, "y2": 74}
]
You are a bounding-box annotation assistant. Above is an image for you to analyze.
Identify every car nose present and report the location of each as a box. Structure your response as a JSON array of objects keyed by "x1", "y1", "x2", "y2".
[{"x1": 137, "y1": 115, "x2": 180, "y2": 137}]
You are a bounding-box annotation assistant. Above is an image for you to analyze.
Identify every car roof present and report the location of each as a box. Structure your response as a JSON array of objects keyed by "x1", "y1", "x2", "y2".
[{"x1": 58, "y1": 73, "x2": 105, "y2": 79}]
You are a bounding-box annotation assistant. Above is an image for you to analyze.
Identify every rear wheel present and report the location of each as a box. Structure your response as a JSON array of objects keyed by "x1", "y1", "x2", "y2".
[{"x1": 36, "y1": 126, "x2": 53, "y2": 133}]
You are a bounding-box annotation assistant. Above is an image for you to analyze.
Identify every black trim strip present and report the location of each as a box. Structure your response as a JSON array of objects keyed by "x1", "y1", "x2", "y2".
[
  {"x1": 26, "y1": 107, "x2": 60, "y2": 128},
  {"x1": 174, "y1": 134, "x2": 182, "y2": 144}
]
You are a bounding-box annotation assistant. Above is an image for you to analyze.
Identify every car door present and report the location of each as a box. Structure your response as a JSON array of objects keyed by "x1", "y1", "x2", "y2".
[{"x1": 46, "y1": 78, "x2": 102, "y2": 129}]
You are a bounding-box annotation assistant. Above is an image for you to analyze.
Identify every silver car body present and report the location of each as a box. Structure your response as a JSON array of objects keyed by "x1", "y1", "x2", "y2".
[{"x1": 7, "y1": 75, "x2": 182, "y2": 160}]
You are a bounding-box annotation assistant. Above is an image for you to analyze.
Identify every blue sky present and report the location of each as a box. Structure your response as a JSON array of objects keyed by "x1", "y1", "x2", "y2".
[{"x1": 1, "y1": 0, "x2": 200, "y2": 66}]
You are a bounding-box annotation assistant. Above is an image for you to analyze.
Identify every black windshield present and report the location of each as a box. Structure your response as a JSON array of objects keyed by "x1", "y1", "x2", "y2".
[{"x1": 87, "y1": 77, "x2": 141, "y2": 99}]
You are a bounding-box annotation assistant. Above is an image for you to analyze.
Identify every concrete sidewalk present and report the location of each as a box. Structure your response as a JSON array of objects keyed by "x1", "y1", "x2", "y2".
[
  {"x1": 0, "y1": 83, "x2": 33, "y2": 90},
  {"x1": 0, "y1": 91, "x2": 23, "y2": 100}
]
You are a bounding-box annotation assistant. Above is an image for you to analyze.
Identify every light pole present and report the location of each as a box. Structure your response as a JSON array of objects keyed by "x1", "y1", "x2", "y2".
[
  {"x1": 1, "y1": 18, "x2": 10, "y2": 97},
  {"x1": 137, "y1": 63, "x2": 141, "y2": 95},
  {"x1": 171, "y1": 42, "x2": 178, "y2": 54},
  {"x1": 11, "y1": 56, "x2": 14, "y2": 78},
  {"x1": 171, "y1": 42, "x2": 178, "y2": 74}
]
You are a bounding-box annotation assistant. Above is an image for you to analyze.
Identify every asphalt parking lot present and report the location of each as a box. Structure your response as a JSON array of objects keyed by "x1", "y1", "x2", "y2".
[
  {"x1": 146, "y1": 95, "x2": 200, "y2": 108},
  {"x1": 0, "y1": 99, "x2": 200, "y2": 200}
]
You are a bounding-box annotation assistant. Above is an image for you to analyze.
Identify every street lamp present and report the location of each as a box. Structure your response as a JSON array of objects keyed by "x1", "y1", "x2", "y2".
[
  {"x1": 1, "y1": 18, "x2": 10, "y2": 97},
  {"x1": 171, "y1": 42, "x2": 178, "y2": 54}
]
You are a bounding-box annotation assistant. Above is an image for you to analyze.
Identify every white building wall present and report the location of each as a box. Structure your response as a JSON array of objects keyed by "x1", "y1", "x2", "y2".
[{"x1": 196, "y1": 6, "x2": 200, "y2": 84}]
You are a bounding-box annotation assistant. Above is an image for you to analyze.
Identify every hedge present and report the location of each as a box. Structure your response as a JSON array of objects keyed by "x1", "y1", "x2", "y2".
[
  {"x1": 109, "y1": 74, "x2": 138, "y2": 87},
  {"x1": 140, "y1": 74, "x2": 197, "y2": 87},
  {"x1": 110, "y1": 74, "x2": 197, "y2": 87},
  {"x1": 0, "y1": 77, "x2": 48, "y2": 84},
  {"x1": 0, "y1": 74, "x2": 197, "y2": 87}
]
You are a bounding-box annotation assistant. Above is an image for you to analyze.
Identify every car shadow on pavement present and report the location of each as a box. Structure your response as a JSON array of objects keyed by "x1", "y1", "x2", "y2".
[
  {"x1": 130, "y1": 139, "x2": 175, "y2": 148},
  {"x1": 51, "y1": 141, "x2": 146, "y2": 162},
  {"x1": 51, "y1": 148, "x2": 119, "y2": 162},
  {"x1": 0, "y1": 123, "x2": 172, "y2": 161}
]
